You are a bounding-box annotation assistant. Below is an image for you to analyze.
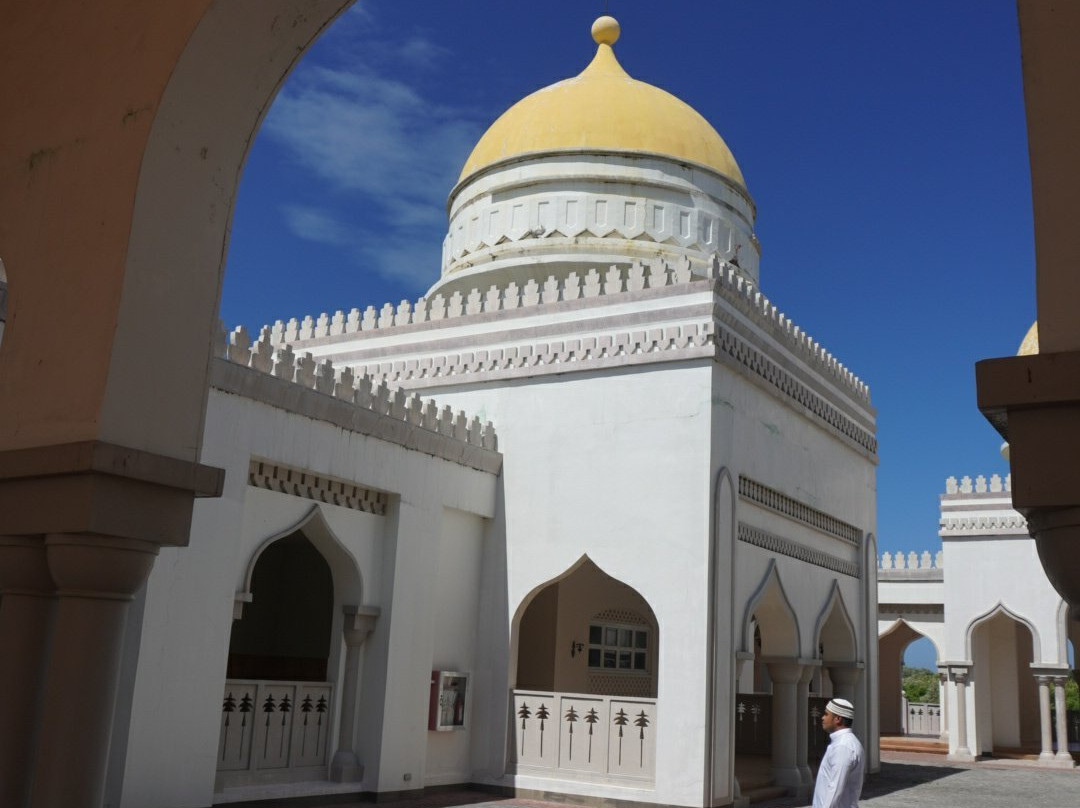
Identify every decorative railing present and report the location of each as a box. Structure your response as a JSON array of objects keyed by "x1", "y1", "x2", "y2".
[
  {"x1": 511, "y1": 689, "x2": 656, "y2": 783},
  {"x1": 902, "y1": 701, "x2": 941, "y2": 736},
  {"x1": 734, "y1": 693, "x2": 772, "y2": 756},
  {"x1": 217, "y1": 679, "x2": 333, "y2": 783}
]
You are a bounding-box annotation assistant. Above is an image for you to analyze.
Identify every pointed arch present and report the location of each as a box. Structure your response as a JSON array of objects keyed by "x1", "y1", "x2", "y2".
[
  {"x1": 814, "y1": 581, "x2": 857, "y2": 663},
  {"x1": 965, "y1": 602, "x2": 1041, "y2": 661},
  {"x1": 511, "y1": 555, "x2": 660, "y2": 697},
  {"x1": 1055, "y1": 598, "x2": 1071, "y2": 665},
  {"x1": 878, "y1": 618, "x2": 943, "y2": 662},
  {"x1": 740, "y1": 559, "x2": 800, "y2": 658},
  {"x1": 239, "y1": 503, "x2": 363, "y2": 606}
]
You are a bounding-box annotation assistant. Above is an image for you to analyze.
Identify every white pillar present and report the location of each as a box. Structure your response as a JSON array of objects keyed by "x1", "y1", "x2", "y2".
[
  {"x1": 29, "y1": 534, "x2": 158, "y2": 808},
  {"x1": 947, "y1": 668, "x2": 974, "y2": 762},
  {"x1": 1053, "y1": 676, "x2": 1075, "y2": 766},
  {"x1": 0, "y1": 536, "x2": 55, "y2": 808},
  {"x1": 766, "y1": 660, "x2": 803, "y2": 788},
  {"x1": 827, "y1": 665, "x2": 861, "y2": 704},
  {"x1": 795, "y1": 664, "x2": 815, "y2": 798},
  {"x1": 937, "y1": 671, "x2": 949, "y2": 742},
  {"x1": 330, "y1": 605, "x2": 379, "y2": 782},
  {"x1": 1038, "y1": 675, "x2": 1055, "y2": 762}
]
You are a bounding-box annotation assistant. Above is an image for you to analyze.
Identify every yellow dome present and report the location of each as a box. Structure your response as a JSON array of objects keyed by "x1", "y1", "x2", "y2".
[
  {"x1": 458, "y1": 17, "x2": 745, "y2": 187},
  {"x1": 1018, "y1": 321, "x2": 1039, "y2": 356}
]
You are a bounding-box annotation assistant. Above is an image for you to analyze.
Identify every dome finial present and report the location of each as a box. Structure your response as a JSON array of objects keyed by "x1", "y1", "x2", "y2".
[{"x1": 592, "y1": 15, "x2": 620, "y2": 46}]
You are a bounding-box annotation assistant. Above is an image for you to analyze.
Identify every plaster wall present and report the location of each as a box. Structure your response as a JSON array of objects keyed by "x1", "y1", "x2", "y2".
[
  {"x1": 118, "y1": 387, "x2": 498, "y2": 807},
  {"x1": 424, "y1": 361, "x2": 714, "y2": 806},
  {"x1": 942, "y1": 536, "x2": 1065, "y2": 664},
  {"x1": 425, "y1": 508, "x2": 487, "y2": 786}
]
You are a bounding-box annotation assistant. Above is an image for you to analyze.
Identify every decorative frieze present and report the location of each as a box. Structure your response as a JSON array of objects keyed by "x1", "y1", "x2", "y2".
[
  {"x1": 248, "y1": 460, "x2": 389, "y2": 516},
  {"x1": 738, "y1": 476, "x2": 863, "y2": 547},
  {"x1": 939, "y1": 514, "x2": 1028, "y2": 534},
  {"x1": 737, "y1": 523, "x2": 859, "y2": 578}
]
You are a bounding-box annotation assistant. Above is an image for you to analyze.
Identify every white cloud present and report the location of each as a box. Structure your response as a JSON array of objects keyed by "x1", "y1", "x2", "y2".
[
  {"x1": 282, "y1": 205, "x2": 351, "y2": 246},
  {"x1": 261, "y1": 38, "x2": 484, "y2": 289}
]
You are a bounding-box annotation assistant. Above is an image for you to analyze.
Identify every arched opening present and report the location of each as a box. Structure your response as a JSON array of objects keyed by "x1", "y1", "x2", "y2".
[
  {"x1": 515, "y1": 557, "x2": 658, "y2": 698},
  {"x1": 218, "y1": 508, "x2": 368, "y2": 788},
  {"x1": 510, "y1": 557, "x2": 659, "y2": 781},
  {"x1": 735, "y1": 564, "x2": 801, "y2": 792},
  {"x1": 969, "y1": 608, "x2": 1040, "y2": 755},
  {"x1": 810, "y1": 588, "x2": 860, "y2": 764},
  {"x1": 227, "y1": 532, "x2": 334, "y2": 681},
  {"x1": 877, "y1": 621, "x2": 941, "y2": 739}
]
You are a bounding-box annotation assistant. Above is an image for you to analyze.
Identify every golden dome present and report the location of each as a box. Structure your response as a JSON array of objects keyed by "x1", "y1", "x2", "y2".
[
  {"x1": 1018, "y1": 321, "x2": 1039, "y2": 356},
  {"x1": 457, "y1": 16, "x2": 745, "y2": 187}
]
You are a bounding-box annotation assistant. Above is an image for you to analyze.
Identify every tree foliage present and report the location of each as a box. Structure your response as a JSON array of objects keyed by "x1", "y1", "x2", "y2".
[{"x1": 901, "y1": 666, "x2": 939, "y2": 704}]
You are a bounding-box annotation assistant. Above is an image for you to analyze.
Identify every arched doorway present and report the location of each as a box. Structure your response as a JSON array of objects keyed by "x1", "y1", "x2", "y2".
[
  {"x1": 511, "y1": 558, "x2": 659, "y2": 783},
  {"x1": 218, "y1": 507, "x2": 370, "y2": 789},
  {"x1": 969, "y1": 608, "x2": 1040, "y2": 755},
  {"x1": 736, "y1": 564, "x2": 802, "y2": 793},
  {"x1": 877, "y1": 621, "x2": 941, "y2": 738},
  {"x1": 811, "y1": 588, "x2": 859, "y2": 764},
  {"x1": 227, "y1": 533, "x2": 334, "y2": 681}
]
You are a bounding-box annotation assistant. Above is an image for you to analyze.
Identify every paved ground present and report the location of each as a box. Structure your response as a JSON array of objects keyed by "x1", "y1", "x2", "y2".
[
  {"x1": 754, "y1": 752, "x2": 1080, "y2": 808},
  {"x1": 228, "y1": 754, "x2": 1080, "y2": 808}
]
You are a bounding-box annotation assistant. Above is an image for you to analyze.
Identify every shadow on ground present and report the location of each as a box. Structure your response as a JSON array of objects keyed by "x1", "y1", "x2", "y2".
[{"x1": 751, "y1": 761, "x2": 966, "y2": 808}]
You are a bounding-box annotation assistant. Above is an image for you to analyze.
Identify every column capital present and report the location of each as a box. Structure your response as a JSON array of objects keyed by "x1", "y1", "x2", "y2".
[
  {"x1": 44, "y1": 533, "x2": 158, "y2": 600},
  {"x1": 0, "y1": 440, "x2": 224, "y2": 546},
  {"x1": 0, "y1": 535, "x2": 52, "y2": 596},
  {"x1": 343, "y1": 604, "x2": 380, "y2": 647},
  {"x1": 764, "y1": 658, "x2": 804, "y2": 684}
]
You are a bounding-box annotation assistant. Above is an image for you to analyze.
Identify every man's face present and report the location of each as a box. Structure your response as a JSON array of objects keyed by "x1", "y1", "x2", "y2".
[{"x1": 821, "y1": 709, "x2": 844, "y2": 734}]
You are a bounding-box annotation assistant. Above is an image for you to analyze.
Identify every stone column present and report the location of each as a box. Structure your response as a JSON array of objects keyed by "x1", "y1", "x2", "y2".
[
  {"x1": 330, "y1": 605, "x2": 380, "y2": 782},
  {"x1": 795, "y1": 664, "x2": 815, "y2": 797},
  {"x1": 937, "y1": 671, "x2": 949, "y2": 742},
  {"x1": 947, "y1": 668, "x2": 974, "y2": 762},
  {"x1": 1038, "y1": 675, "x2": 1055, "y2": 762},
  {"x1": 0, "y1": 536, "x2": 55, "y2": 808},
  {"x1": 766, "y1": 660, "x2": 804, "y2": 788},
  {"x1": 827, "y1": 665, "x2": 861, "y2": 703},
  {"x1": 29, "y1": 534, "x2": 158, "y2": 808},
  {"x1": 1053, "y1": 676, "x2": 1075, "y2": 766}
]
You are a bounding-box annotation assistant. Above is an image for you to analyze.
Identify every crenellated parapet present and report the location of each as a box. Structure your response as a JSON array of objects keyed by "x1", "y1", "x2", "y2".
[
  {"x1": 879, "y1": 550, "x2": 943, "y2": 571},
  {"x1": 255, "y1": 255, "x2": 870, "y2": 405},
  {"x1": 944, "y1": 473, "x2": 1011, "y2": 495},
  {"x1": 212, "y1": 322, "x2": 498, "y2": 452},
  {"x1": 939, "y1": 473, "x2": 1027, "y2": 537}
]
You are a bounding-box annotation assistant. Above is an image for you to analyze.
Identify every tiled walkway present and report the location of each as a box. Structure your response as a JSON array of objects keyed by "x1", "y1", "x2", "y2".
[{"x1": 219, "y1": 753, "x2": 1080, "y2": 808}]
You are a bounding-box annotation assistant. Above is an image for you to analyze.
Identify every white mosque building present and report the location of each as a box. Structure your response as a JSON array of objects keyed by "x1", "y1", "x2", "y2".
[
  {"x1": 876, "y1": 325, "x2": 1079, "y2": 768},
  {"x1": 4, "y1": 17, "x2": 881, "y2": 808}
]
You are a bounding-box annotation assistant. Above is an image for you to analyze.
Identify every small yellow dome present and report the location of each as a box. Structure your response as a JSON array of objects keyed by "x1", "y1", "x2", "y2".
[
  {"x1": 1018, "y1": 321, "x2": 1039, "y2": 356},
  {"x1": 457, "y1": 17, "x2": 745, "y2": 187}
]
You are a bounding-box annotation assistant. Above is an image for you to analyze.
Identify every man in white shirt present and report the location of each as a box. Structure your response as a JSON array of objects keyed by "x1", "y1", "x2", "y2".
[{"x1": 812, "y1": 698, "x2": 864, "y2": 808}]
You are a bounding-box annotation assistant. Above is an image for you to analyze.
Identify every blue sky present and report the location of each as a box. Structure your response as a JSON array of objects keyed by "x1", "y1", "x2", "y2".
[{"x1": 221, "y1": 1, "x2": 1033, "y2": 668}]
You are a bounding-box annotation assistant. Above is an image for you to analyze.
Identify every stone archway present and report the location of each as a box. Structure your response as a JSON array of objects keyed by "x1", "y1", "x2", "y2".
[
  {"x1": 968, "y1": 607, "x2": 1040, "y2": 755},
  {"x1": 877, "y1": 620, "x2": 941, "y2": 737},
  {"x1": 737, "y1": 563, "x2": 802, "y2": 792},
  {"x1": 514, "y1": 556, "x2": 659, "y2": 699},
  {"x1": 0, "y1": 4, "x2": 358, "y2": 805}
]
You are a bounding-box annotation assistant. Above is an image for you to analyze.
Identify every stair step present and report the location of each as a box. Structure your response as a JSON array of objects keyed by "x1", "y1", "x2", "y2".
[{"x1": 744, "y1": 785, "x2": 788, "y2": 804}]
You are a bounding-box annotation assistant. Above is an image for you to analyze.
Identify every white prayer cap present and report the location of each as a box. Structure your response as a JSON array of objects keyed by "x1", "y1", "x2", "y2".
[{"x1": 826, "y1": 698, "x2": 855, "y2": 720}]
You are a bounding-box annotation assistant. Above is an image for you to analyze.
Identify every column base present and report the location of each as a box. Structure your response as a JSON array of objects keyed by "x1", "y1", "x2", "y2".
[
  {"x1": 771, "y1": 766, "x2": 802, "y2": 788},
  {"x1": 1042, "y1": 755, "x2": 1076, "y2": 769},
  {"x1": 330, "y1": 751, "x2": 364, "y2": 782},
  {"x1": 946, "y1": 750, "x2": 975, "y2": 763}
]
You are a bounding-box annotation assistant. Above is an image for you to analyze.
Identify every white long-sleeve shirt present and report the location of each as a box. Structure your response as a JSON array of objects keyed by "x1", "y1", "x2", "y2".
[{"x1": 812, "y1": 727, "x2": 865, "y2": 808}]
